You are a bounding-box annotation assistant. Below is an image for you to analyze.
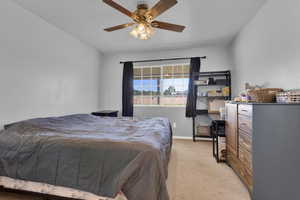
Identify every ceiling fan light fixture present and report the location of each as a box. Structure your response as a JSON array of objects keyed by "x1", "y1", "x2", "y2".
[
  {"x1": 103, "y1": 0, "x2": 185, "y2": 39},
  {"x1": 139, "y1": 33, "x2": 150, "y2": 40},
  {"x1": 130, "y1": 27, "x2": 139, "y2": 38},
  {"x1": 147, "y1": 26, "x2": 155, "y2": 36},
  {"x1": 137, "y1": 23, "x2": 146, "y2": 32},
  {"x1": 130, "y1": 23, "x2": 155, "y2": 40}
]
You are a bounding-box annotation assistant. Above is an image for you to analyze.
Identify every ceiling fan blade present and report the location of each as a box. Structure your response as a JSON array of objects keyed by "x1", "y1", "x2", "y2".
[
  {"x1": 151, "y1": 21, "x2": 185, "y2": 32},
  {"x1": 148, "y1": 0, "x2": 178, "y2": 19},
  {"x1": 103, "y1": 0, "x2": 135, "y2": 19},
  {"x1": 104, "y1": 23, "x2": 135, "y2": 32}
]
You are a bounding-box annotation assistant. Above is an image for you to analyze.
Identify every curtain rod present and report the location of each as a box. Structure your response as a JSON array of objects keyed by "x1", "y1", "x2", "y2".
[{"x1": 119, "y1": 56, "x2": 207, "y2": 64}]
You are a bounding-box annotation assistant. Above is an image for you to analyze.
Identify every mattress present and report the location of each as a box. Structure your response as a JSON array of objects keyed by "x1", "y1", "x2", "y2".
[{"x1": 0, "y1": 114, "x2": 172, "y2": 200}]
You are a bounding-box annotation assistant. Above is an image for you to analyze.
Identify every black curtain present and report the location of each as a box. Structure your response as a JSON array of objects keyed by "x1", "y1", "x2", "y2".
[
  {"x1": 186, "y1": 57, "x2": 201, "y2": 118},
  {"x1": 122, "y1": 62, "x2": 134, "y2": 117}
]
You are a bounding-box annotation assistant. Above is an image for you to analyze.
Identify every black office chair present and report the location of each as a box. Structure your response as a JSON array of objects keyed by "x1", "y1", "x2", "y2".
[{"x1": 210, "y1": 120, "x2": 226, "y2": 163}]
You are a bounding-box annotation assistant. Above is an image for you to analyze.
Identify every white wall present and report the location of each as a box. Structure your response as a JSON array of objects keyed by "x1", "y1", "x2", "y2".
[
  {"x1": 100, "y1": 45, "x2": 233, "y2": 137},
  {"x1": 232, "y1": 0, "x2": 300, "y2": 95},
  {"x1": 0, "y1": 0, "x2": 102, "y2": 128}
]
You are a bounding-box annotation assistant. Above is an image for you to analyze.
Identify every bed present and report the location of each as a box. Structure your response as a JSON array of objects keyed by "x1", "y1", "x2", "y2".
[{"x1": 0, "y1": 114, "x2": 172, "y2": 200}]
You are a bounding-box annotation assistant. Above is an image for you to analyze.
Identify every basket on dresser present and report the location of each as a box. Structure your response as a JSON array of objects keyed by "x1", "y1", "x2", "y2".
[
  {"x1": 247, "y1": 88, "x2": 283, "y2": 103},
  {"x1": 276, "y1": 90, "x2": 300, "y2": 103}
]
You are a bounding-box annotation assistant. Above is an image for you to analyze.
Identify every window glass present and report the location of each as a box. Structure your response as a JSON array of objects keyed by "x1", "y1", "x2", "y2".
[{"x1": 133, "y1": 64, "x2": 189, "y2": 106}]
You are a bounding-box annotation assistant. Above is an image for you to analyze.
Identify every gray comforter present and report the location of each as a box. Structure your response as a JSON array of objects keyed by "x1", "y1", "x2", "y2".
[{"x1": 0, "y1": 114, "x2": 172, "y2": 200}]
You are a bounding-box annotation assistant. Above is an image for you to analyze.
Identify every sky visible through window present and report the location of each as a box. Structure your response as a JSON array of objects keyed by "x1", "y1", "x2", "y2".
[{"x1": 134, "y1": 79, "x2": 189, "y2": 92}]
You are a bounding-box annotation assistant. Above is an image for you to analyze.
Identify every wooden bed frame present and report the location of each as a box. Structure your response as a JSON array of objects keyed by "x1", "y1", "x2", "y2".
[{"x1": 0, "y1": 176, "x2": 127, "y2": 200}]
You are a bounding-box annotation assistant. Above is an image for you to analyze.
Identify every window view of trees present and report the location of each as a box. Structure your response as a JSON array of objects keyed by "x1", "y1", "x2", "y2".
[
  {"x1": 163, "y1": 86, "x2": 176, "y2": 96},
  {"x1": 133, "y1": 65, "x2": 189, "y2": 106}
]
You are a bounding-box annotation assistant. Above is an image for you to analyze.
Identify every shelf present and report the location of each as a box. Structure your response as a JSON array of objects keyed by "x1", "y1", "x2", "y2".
[
  {"x1": 197, "y1": 96, "x2": 230, "y2": 99},
  {"x1": 194, "y1": 114, "x2": 213, "y2": 126},
  {"x1": 208, "y1": 111, "x2": 220, "y2": 114},
  {"x1": 195, "y1": 109, "x2": 209, "y2": 115},
  {"x1": 195, "y1": 84, "x2": 229, "y2": 87},
  {"x1": 193, "y1": 70, "x2": 231, "y2": 77},
  {"x1": 194, "y1": 135, "x2": 212, "y2": 138},
  {"x1": 192, "y1": 70, "x2": 231, "y2": 142}
]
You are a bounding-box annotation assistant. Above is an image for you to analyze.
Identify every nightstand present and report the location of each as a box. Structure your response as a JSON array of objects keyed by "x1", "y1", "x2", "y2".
[{"x1": 91, "y1": 110, "x2": 119, "y2": 117}]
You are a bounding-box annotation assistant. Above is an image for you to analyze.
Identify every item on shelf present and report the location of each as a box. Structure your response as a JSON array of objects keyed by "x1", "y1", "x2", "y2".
[
  {"x1": 194, "y1": 79, "x2": 208, "y2": 85},
  {"x1": 222, "y1": 87, "x2": 230, "y2": 96},
  {"x1": 234, "y1": 97, "x2": 241, "y2": 102},
  {"x1": 219, "y1": 107, "x2": 225, "y2": 120},
  {"x1": 276, "y1": 90, "x2": 300, "y2": 103},
  {"x1": 196, "y1": 125, "x2": 210, "y2": 137},
  {"x1": 196, "y1": 97, "x2": 208, "y2": 110},
  {"x1": 208, "y1": 99, "x2": 225, "y2": 114},
  {"x1": 208, "y1": 89, "x2": 223, "y2": 97},
  {"x1": 215, "y1": 79, "x2": 227, "y2": 85},
  {"x1": 240, "y1": 92, "x2": 251, "y2": 102},
  {"x1": 207, "y1": 90, "x2": 216, "y2": 97},
  {"x1": 247, "y1": 88, "x2": 283, "y2": 103},
  {"x1": 245, "y1": 82, "x2": 264, "y2": 90},
  {"x1": 198, "y1": 91, "x2": 208, "y2": 97},
  {"x1": 220, "y1": 149, "x2": 227, "y2": 162},
  {"x1": 208, "y1": 77, "x2": 215, "y2": 85}
]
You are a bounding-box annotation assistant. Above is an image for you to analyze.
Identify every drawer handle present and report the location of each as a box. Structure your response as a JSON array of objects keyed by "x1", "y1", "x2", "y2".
[
  {"x1": 240, "y1": 123, "x2": 247, "y2": 126},
  {"x1": 241, "y1": 109, "x2": 248, "y2": 112}
]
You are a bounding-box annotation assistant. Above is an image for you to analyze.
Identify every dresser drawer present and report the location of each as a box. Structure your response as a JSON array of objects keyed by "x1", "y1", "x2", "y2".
[
  {"x1": 238, "y1": 105, "x2": 252, "y2": 117},
  {"x1": 240, "y1": 162, "x2": 253, "y2": 192},
  {"x1": 239, "y1": 130, "x2": 252, "y2": 152},
  {"x1": 239, "y1": 145, "x2": 253, "y2": 172},
  {"x1": 227, "y1": 147, "x2": 241, "y2": 174},
  {"x1": 228, "y1": 146, "x2": 253, "y2": 192},
  {"x1": 238, "y1": 114, "x2": 252, "y2": 134}
]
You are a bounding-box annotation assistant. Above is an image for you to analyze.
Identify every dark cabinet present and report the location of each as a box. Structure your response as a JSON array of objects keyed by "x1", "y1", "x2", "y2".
[{"x1": 91, "y1": 110, "x2": 118, "y2": 117}]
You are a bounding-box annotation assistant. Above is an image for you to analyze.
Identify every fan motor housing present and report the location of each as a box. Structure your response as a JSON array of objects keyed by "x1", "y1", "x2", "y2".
[{"x1": 137, "y1": 3, "x2": 148, "y2": 10}]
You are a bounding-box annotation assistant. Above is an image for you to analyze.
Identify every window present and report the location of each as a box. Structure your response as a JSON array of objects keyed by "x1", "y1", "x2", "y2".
[{"x1": 133, "y1": 64, "x2": 190, "y2": 106}]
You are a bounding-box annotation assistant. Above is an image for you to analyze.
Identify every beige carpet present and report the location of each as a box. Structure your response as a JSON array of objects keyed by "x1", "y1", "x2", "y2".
[
  {"x1": 167, "y1": 139, "x2": 250, "y2": 200},
  {"x1": 0, "y1": 139, "x2": 250, "y2": 200}
]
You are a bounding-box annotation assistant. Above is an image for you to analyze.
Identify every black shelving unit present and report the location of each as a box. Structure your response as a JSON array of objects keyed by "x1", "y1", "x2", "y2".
[{"x1": 192, "y1": 70, "x2": 231, "y2": 141}]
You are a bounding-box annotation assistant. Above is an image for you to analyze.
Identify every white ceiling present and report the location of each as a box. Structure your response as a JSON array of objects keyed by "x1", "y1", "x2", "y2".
[{"x1": 11, "y1": 0, "x2": 266, "y2": 53}]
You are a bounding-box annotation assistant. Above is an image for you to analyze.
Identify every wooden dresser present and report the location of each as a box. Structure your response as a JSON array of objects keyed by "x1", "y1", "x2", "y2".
[
  {"x1": 225, "y1": 102, "x2": 300, "y2": 200},
  {"x1": 225, "y1": 103, "x2": 253, "y2": 192}
]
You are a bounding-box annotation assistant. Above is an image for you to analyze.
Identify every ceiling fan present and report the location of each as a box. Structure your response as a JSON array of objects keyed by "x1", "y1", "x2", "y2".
[{"x1": 103, "y1": 0, "x2": 186, "y2": 40}]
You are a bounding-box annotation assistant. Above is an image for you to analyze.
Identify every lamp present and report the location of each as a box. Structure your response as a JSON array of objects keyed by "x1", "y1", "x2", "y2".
[{"x1": 130, "y1": 23, "x2": 155, "y2": 40}]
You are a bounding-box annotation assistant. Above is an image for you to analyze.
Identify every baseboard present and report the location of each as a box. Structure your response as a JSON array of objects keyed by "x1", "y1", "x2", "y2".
[
  {"x1": 173, "y1": 136, "x2": 212, "y2": 141},
  {"x1": 173, "y1": 136, "x2": 193, "y2": 140}
]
